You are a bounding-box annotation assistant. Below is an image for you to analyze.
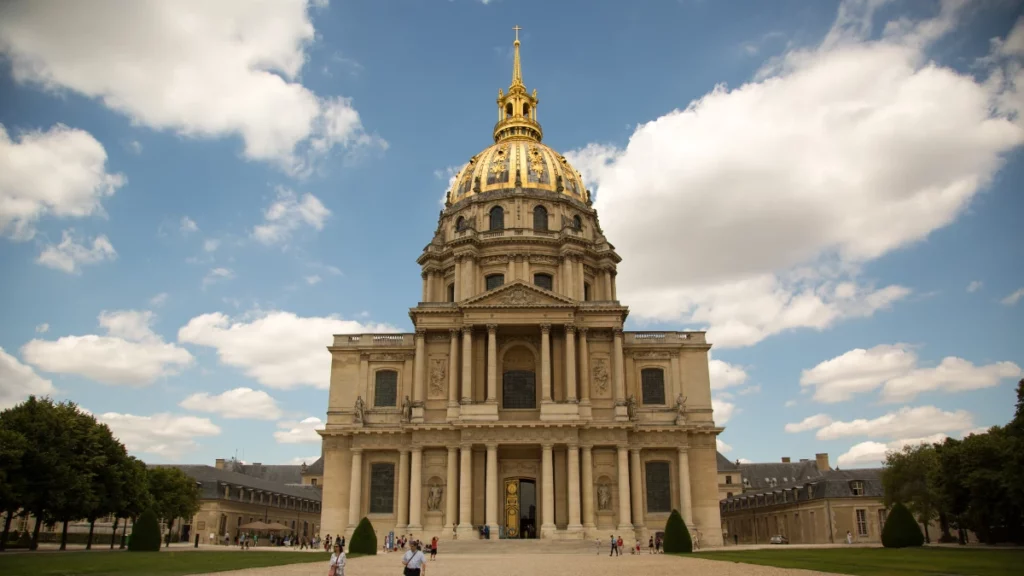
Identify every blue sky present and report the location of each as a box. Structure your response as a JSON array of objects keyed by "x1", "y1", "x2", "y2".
[{"x1": 1, "y1": 0, "x2": 1022, "y2": 468}]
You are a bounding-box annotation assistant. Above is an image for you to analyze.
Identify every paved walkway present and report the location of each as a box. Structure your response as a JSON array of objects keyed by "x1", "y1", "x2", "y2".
[{"x1": 193, "y1": 551, "x2": 847, "y2": 576}]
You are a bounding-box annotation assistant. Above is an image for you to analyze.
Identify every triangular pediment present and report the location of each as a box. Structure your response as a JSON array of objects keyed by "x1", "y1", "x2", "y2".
[{"x1": 462, "y1": 280, "x2": 577, "y2": 308}]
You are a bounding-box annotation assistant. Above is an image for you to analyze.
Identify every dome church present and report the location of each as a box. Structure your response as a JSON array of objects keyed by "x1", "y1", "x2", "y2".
[{"x1": 318, "y1": 29, "x2": 723, "y2": 545}]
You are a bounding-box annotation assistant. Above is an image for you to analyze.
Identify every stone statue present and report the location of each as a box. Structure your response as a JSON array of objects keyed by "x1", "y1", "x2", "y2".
[
  {"x1": 674, "y1": 394, "x2": 688, "y2": 425},
  {"x1": 401, "y1": 395, "x2": 412, "y2": 423},
  {"x1": 626, "y1": 393, "x2": 638, "y2": 421},
  {"x1": 597, "y1": 483, "x2": 612, "y2": 511},
  {"x1": 353, "y1": 395, "x2": 366, "y2": 425},
  {"x1": 427, "y1": 484, "x2": 443, "y2": 512}
]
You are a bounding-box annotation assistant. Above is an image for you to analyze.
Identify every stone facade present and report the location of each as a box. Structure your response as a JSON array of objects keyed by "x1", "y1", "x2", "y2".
[{"x1": 318, "y1": 34, "x2": 724, "y2": 546}]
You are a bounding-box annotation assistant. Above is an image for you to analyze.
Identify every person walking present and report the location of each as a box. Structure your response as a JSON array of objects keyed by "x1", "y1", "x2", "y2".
[
  {"x1": 430, "y1": 536, "x2": 438, "y2": 560},
  {"x1": 595, "y1": 537, "x2": 601, "y2": 555},
  {"x1": 329, "y1": 542, "x2": 346, "y2": 576},
  {"x1": 616, "y1": 536, "x2": 623, "y2": 555},
  {"x1": 846, "y1": 530, "x2": 853, "y2": 545},
  {"x1": 609, "y1": 534, "x2": 618, "y2": 556},
  {"x1": 655, "y1": 535, "x2": 662, "y2": 554},
  {"x1": 402, "y1": 540, "x2": 427, "y2": 576},
  {"x1": 648, "y1": 536, "x2": 654, "y2": 554}
]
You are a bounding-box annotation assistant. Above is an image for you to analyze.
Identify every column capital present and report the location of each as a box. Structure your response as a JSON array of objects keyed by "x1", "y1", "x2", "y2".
[
  {"x1": 411, "y1": 445, "x2": 423, "y2": 454},
  {"x1": 541, "y1": 443, "x2": 554, "y2": 450},
  {"x1": 566, "y1": 442, "x2": 579, "y2": 450},
  {"x1": 462, "y1": 325, "x2": 474, "y2": 334},
  {"x1": 421, "y1": 271, "x2": 429, "y2": 279},
  {"x1": 449, "y1": 327, "x2": 460, "y2": 335},
  {"x1": 486, "y1": 323, "x2": 498, "y2": 333},
  {"x1": 580, "y1": 444, "x2": 593, "y2": 452},
  {"x1": 579, "y1": 326, "x2": 588, "y2": 336},
  {"x1": 485, "y1": 442, "x2": 499, "y2": 450},
  {"x1": 540, "y1": 323, "x2": 551, "y2": 334},
  {"x1": 447, "y1": 445, "x2": 459, "y2": 453},
  {"x1": 399, "y1": 447, "x2": 412, "y2": 455},
  {"x1": 351, "y1": 448, "x2": 364, "y2": 455},
  {"x1": 613, "y1": 328, "x2": 624, "y2": 337},
  {"x1": 630, "y1": 447, "x2": 642, "y2": 456},
  {"x1": 564, "y1": 324, "x2": 576, "y2": 334},
  {"x1": 415, "y1": 328, "x2": 427, "y2": 337},
  {"x1": 460, "y1": 442, "x2": 474, "y2": 450},
  {"x1": 677, "y1": 446, "x2": 689, "y2": 455}
]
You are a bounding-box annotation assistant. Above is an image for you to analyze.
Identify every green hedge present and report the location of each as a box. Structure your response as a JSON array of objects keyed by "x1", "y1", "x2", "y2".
[
  {"x1": 348, "y1": 517, "x2": 377, "y2": 555},
  {"x1": 881, "y1": 502, "x2": 924, "y2": 548},
  {"x1": 663, "y1": 509, "x2": 692, "y2": 553},
  {"x1": 128, "y1": 510, "x2": 162, "y2": 552}
]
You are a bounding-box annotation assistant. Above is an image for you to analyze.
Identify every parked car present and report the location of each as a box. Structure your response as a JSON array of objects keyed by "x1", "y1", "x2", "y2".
[{"x1": 769, "y1": 535, "x2": 789, "y2": 544}]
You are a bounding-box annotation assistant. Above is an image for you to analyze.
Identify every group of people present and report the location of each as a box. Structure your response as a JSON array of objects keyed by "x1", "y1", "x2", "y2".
[
  {"x1": 323, "y1": 533, "x2": 346, "y2": 552},
  {"x1": 601, "y1": 534, "x2": 669, "y2": 555},
  {"x1": 384, "y1": 534, "x2": 439, "y2": 561},
  {"x1": 327, "y1": 535, "x2": 435, "y2": 576}
]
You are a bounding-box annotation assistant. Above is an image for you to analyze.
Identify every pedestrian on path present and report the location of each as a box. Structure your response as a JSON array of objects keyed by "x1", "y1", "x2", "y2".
[
  {"x1": 402, "y1": 540, "x2": 427, "y2": 576},
  {"x1": 329, "y1": 542, "x2": 346, "y2": 576}
]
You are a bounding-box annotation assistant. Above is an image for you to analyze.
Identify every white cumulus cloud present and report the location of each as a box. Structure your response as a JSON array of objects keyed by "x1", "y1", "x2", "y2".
[
  {"x1": 274, "y1": 416, "x2": 324, "y2": 444},
  {"x1": 1001, "y1": 287, "x2": 1024, "y2": 306},
  {"x1": 801, "y1": 343, "x2": 1021, "y2": 403},
  {"x1": 178, "y1": 310, "x2": 397, "y2": 389},
  {"x1": 966, "y1": 280, "x2": 983, "y2": 293},
  {"x1": 96, "y1": 411, "x2": 220, "y2": 460},
  {"x1": 712, "y1": 396, "x2": 736, "y2": 425},
  {"x1": 716, "y1": 438, "x2": 733, "y2": 453},
  {"x1": 202, "y1": 267, "x2": 235, "y2": 288},
  {"x1": 0, "y1": 346, "x2": 56, "y2": 409},
  {"x1": 837, "y1": 433, "x2": 952, "y2": 468},
  {"x1": 180, "y1": 387, "x2": 282, "y2": 420},
  {"x1": 816, "y1": 405, "x2": 973, "y2": 441},
  {"x1": 709, "y1": 357, "x2": 748, "y2": 391},
  {"x1": 566, "y1": 1, "x2": 1024, "y2": 348},
  {"x1": 784, "y1": 413, "x2": 833, "y2": 433},
  {"x1": 22, "y1": 309, "x2": 193, "y2": 385},
  {"x1": 252, "y1": 188, "x2": 330, "y2": 245},
  {"x1": 0, "y1": 0, "x2": 383, "y2": 172},
  {"x1": 36, "y1": 229, "x2": 117, "y2": 274},
  {"x1": 179, "y1": 216, "x2": 198, "y2": 234},
  {"x1": 0, "y1": 123, "x2": 124, "y2": 241}
]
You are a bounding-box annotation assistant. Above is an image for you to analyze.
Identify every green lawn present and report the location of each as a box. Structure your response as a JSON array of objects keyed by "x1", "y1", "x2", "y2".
[
  {"x1": 0, "y1": 550, "x2": 347, "y2": 576},
  {"x1": 694, "y1": 547, "x2": 1024, "y2": 576}
]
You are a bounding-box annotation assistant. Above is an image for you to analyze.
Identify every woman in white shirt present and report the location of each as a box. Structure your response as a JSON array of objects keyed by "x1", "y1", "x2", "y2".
[
  {"x1": 329, "y1": 542, "x2": 346, "y2": 576},
  {"x1": 402, "y1": 541, "x2": 427, "y2": 576}
]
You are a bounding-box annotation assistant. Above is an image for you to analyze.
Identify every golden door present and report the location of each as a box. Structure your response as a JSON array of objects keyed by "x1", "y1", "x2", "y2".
[{"x1": 504, "y1": 479, "x2": 520, "y2": 538}]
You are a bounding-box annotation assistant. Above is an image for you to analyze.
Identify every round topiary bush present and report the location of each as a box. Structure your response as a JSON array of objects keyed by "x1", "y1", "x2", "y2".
[
  {"x1": 348, "y1": 517, "x2": 377, "y2": 555},
  {"x1": 881, "y1": 502, "x2": 925, "y2": 548},
  {"x1": 663, "y1": 509, "x2": 693, "y2": 553},
  {"x1": 128, "y1": 510, "x2": 162, "y2": 552}
]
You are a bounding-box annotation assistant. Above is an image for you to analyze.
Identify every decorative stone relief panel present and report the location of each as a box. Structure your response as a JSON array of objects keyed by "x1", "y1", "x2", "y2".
[
  {"x1": 428, "y1": 356, "x2": 447, "y2": 400},
  {"x1": 590, "y1": 356, "x2": 612, "y2": 399}
]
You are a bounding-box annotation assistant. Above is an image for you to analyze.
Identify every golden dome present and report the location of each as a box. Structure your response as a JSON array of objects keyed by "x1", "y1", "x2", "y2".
[
  {"x1": 446, "y1": 27, "x2": 589, "y2": 205},
  {"x1": 447, "y1": 140, "x2": 588, "y2": 203}
]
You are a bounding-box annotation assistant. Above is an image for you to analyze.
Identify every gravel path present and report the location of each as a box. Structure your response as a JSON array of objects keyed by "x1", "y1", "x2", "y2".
[{"x1": 192, "y1": 551, "x2": 848, "y2": 576}]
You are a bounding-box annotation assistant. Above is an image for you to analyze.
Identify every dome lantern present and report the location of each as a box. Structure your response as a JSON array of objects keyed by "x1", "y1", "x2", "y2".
[{"x1": 494, "y1": 26, "x2": 542, "y2": 143}]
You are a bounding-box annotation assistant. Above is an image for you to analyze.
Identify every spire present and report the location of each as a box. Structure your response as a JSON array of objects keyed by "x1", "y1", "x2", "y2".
[{"x1": 512, "y1": 25, "x2": 523, "y2": 88}]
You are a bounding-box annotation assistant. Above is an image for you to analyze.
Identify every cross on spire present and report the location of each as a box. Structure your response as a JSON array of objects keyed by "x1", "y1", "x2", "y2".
[{"x1": 513, "y1": 25, "x2": 522, "y2": 43}]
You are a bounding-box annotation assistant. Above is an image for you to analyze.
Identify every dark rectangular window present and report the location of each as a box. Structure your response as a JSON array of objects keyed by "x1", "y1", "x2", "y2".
[
  {"x1": 374, "y1": 370, "x2": 398, "y2": 407},
  {"x1": 725, "y1": 475, "x2": 732, "y2": 485},
  {"x1": 502, "y1": 370, "x2": 536, "y2": 409},
  {"x1": 645, "y1": 461, "x2": 671, "y2": 513},
  {"x1": 533, "y1": 273, "x2": 553, "y2": 291},
  {"x1": 370, "y1": 463, "x2": 395, "y2": 514},
  {"x1": 486, "y1": 274, "x2": 505, "y2": 291},
  {"x1": 641, "y1": 368, "x2": 666, "y2": 404}
]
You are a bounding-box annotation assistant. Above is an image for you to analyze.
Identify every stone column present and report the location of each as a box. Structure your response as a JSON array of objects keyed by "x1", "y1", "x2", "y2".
[
  {"x1": 578, "y1": 328, "x2": 590, "y2": 403},
  {"x1": 421, "y1": 272, "x2": 428, "y2": 302},
  {"x1": 563, "y1": 256, "x2": 575, "y2": 299},
  {"x1": 541, "y1": 443, "x2": 556, "y2": 534},
  {"x1": 486, "y1": 324, "x2": 498, "y2": 403},
  {"x1": 540, "y1": 324, "x2": 552, "y2": 402},
  {"x1": 630, "y1": 449, "x2": 644, "y2": 528},
  {"x1": 409, "y1": 447, "x2": 423, "y2": 531},
  {"x1": 613, "y1": 329, "x2": 626, "y2": 403},
  {"x1": 564, "y1": 324, "x2": 577, "y2": 402},
  {"x1": 581, "y1": 445, "x2": 595, "y2": 530},
  {"x1": 603, "y1": 270, "x2": 612, "y2": 300},
  {"x1": 348, "y1": 449, "x2": 363, "y2": 530},
  {"x1": 616, "y1": 446, "x2": 632, "y2": 532},
  {"x1": 506, "y1": 256, "x2": 515, "y2": 281},
  {"x1": 454, "y1": 258, "x2": 462, "y2": 301},
  {"x1": 567, "y1": 443, "x2": 582, "y2": 531},
  {"x1": 523, "y1": 256, "x2": 531, "y2": 282},
  {"x1": 678, "y1": 448, "x2": 693, "y2": 525},
  {"x1": 413, "y1": 329, "x2": 426, "y2": 403},
  {"x1": 669, "y1": 352, "x2": 681, "y2": 403},
  {"x1": 448, "y1": 329, "x2": 459, "y2": 406},
  {"x1": 396, "y1": 449, "x2": 410, "y2": 529},
  {"x1": 458, "y1": 445, "x2": 473, "y2": 533},
  {"x1": 445, "y1": 447, "x2": 458, "y2": 531},
  {"x1": 577, "y1": 257, "x2": 586, "y2": 300},
  {"x1": 486, "y1": 444, "x2": 499, "y2": 535},
  {"x1": 461, "y1": 326, "x2": 473, "y2": 403}
]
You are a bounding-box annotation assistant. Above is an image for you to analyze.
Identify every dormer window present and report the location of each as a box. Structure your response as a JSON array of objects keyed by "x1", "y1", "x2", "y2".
[
  {"x1": 850, "y1": 481, "x2": 865, "y2": 496},
  {"x1": 489, "y1": 206, "x2": 504, "y2": 230},
  {"x1": 486, "y1": 274, "x2": 505, "y2": 291},
  {"x1": 572, "y1": 215, "x2": 582, "y2": 230},
  {"x1": 456, "y1": 216, "x2": 468, "y2": 232}
]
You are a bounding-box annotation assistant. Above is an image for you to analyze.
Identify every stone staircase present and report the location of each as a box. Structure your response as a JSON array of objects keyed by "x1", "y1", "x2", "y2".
[{"x1": 435, "y1": 538, "x2": 600, "y2": 555}]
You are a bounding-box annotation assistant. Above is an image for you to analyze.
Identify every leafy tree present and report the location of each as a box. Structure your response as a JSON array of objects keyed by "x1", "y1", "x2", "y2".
[
  {"x1": 348, "y1": 517, "x2": 377, "y2": 555},
  {"x1": 662, "y1": 509, "x2": 692, "y2": 553},
  {"x1": 881, "y1": 502, "x2": 924, "y2": 548},
  {"x1": 46, "y1": 403, "x2": 105, "y2": 550},
  {"x1": 84, "y1": 425, "x2": 130, "y2": 549},
  {"x1": 112, "y1": 457, "x2": 151, "y2": 549},
  {"x1": 0, "y1": 427, "x2": 28, "y2": 551},
  {"x1": 128, "y1": 509, "x2": 162, "y2": 552},
  {"x1": 883, "y1": 443, "x2": 942, "y2": 542},
  {"x1": 147, "y1": 467, "x2": 200, "y2": 547}
]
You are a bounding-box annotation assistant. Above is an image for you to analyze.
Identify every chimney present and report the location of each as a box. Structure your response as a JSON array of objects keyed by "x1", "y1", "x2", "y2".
[
  {"x1": 815, "y1": 453, "x2": 831, "y2": 471},
  {"x1": 215, "y1": 458, "x2": 225, "y2": 469},
  {"x1": 781, "y1": 457, "x2": 791, "y2": 463}
]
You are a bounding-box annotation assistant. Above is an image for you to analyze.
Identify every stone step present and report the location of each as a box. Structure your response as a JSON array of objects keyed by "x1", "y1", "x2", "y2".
[{"x1": 431, "y1": 538, "x2": 602, "y2": 555}]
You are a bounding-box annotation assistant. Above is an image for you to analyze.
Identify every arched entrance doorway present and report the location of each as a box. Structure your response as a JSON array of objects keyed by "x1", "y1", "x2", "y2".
[{"x1": 504, "y1": 477, "x2": 538, "y2": 539}]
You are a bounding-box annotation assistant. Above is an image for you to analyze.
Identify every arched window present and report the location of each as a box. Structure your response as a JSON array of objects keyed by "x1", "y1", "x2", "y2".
[
  {"x1": 374, "y1": 370, "x2": 398, "y2": 407},
  {"x1": 523, "y1": 103, "x2": 531, "y2": 117},
  {"x1": 447, "y1": 283, "x2": 455, "y2": 302},
  {"x1": 455, "y1": 216, "x2": 467, "y2": 232},
  {"x1": 505, "y1": 103, "x2": 513, "y2": 118},
  {"x1": 640, "y1": 368, "x2": 665, "y2": 404},
  {"x1": 489, "y1": 206, "x2": 504, "y2": 230},
  {"x1": 533, "y1": 273, "x2": 553, "y2": 291},
  {"x1": 533, "y1": 205, "x2": 548, "y2": 231},
  {"x1": 486, "y1": 274, "x2": 505, "y2": 291},
  {"x1": 584, "y1": 282, "x2": 591, "y2": 301},
  {"x1": 572, "y1": 215, "x2": 582, "y2": 230},
  {"x1": 645, "y1": 461, "x2": 672, "y2": 513}
]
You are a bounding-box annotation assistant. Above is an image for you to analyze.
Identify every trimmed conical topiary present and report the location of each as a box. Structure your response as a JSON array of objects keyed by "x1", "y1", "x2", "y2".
[
  {"x1": 663, "y1": 509, "x2": 693, "y2": 553},
  {"x1": 128, "y1": 510, "x2": 162, "y2": 552},
  {"x1": 881, "y1": 502, "x2": 925, "y2": 548},
  {"x1": 348, "y1": 517, "x2": 377, "y2": 555}
]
